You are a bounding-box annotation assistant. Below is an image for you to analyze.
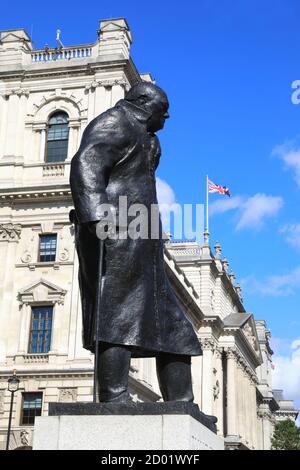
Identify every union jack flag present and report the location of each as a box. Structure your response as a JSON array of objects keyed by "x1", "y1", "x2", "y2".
[{"x1": 208, "y1": 179, "x2": 231, "y2": 197}]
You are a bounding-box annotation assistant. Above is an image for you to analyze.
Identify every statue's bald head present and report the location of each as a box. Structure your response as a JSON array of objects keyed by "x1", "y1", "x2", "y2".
[
  {"x1": 125, "y1": 81, "x2": 169, "y2": 133},
  {"x1": 125, "y1": 81, "x2": 167, "y2": 103}
]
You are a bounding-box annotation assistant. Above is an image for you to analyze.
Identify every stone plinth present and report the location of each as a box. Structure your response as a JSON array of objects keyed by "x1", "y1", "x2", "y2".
[{"x1": 33, "y1": 402, "x2": 224, "y2": 450}]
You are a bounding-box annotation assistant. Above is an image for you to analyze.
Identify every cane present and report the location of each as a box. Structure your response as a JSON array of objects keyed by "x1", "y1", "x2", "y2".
[{"x1": 93, "y1": 237, "x2": 104, "y2": 403}]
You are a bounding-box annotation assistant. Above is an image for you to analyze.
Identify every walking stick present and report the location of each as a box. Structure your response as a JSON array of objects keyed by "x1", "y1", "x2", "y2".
[{"x1": 93, "y1": 238, "x2": 104, "y2": 403}]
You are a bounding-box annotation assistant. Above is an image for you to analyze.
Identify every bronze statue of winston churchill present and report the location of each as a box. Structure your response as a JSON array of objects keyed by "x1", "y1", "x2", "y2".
[{"x1": 70, "y1": 81, "x2": 202, "y2": 403}]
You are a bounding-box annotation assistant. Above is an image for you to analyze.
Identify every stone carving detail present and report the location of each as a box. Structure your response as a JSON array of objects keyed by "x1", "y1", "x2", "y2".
[
  {"x1": 243, "y1": 322, "x2": 258, "y2": 351},
  {"x1": 210, "y1": 289, "x2": 215, "y2": 312},
  {"x1": 225, "y1": 349, "x2": 236, "y2": 360},
  {"x1": 58, "y1": 226, "x2": 70, "y2": 261},
  {"x1": 3, "y1": 88, "x2": 30, "y2": 98},
  {"x1": 215, "y1": 348, "x2": 223, "y2": 359},
  {"x1": 59, "y1": 248, "x2": 69, "y2": 261},
  {"x1": 20, "y1": 231, "x2": 35, "y2": 263},
  {"x1": 0, "y1": 224, "x2": 21, "y2": 241},
  {"x1": 20, "y1": 429, "x2": 29, "y2": 446},
  {"x1": 222, "y1": 257, "x2": 229, "y2": 272},
  {"x1": 214, "y1": 241, "x2": 222, "y2": 259},
  {"x1": 201, "y1": 338, "x2": 215, "y2": 350},
  {"x1": 58, "y1": 388, "x2": 77, "y2": 402},
  {"x1": 213, "y1": 380, "x2": 220, "y2": 400},
  {"x1": 21, "y1": 251, "x2": 32, "y2": 263},
  {"x1": 85, "y1": 78, "x2": 129, "y2": 92}
]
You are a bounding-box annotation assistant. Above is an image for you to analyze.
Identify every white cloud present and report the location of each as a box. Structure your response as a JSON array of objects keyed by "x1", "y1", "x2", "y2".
[
  {"x1": 241, "y1": 266, "x2": 300, "y2": 296},
  {"x1": 273, "y1": 140, "x2": 300, "y2": 187},
  {"x1": 210, "y1": 196, "x2": 242, "y2": 216},
  {"x1": 280, "y1": 224, "x2": 300, "y2": 252},
  {"x1": 156, "y1": 177, "x2": 181, "y2": 231},
  {"x1": 236, "y1": 193, "x2": 283, "y2": 230},
  {"x1": 273, "y1": 338, "x2": 300, "y2": 420},
  {"x1": 210, "y1": 193, "x2": 283, "y2": 231}
]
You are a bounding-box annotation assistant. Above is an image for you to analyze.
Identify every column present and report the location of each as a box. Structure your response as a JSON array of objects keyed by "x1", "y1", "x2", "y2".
[
  {"x1": 39, "y1": 127, "x2": 47, "y2": 161},
  {"x1": 4, "y1": 93, "x2": 20, "y2": 157},
  {"x1": 104, "y1": 85, "x2": 113, "y2": 111},
  {"x1": 49, "y1": 302, "x2": 65, "y2": 358},
  {"x1": 236, "y1": 360, "x2": 245, "y2": 441},
  {"x1": 214, "y1": 348, "x2": 224, "y2": 435},
  {"x1": 111, "y1": 83, "x2": 125, "y2": 106},
  {"x1": 192, "y1": 354, "x2": 202, "y2": 407},
  {"x1": 226, "y1": 349, "x2": 238, "y2": 436},
  {"x1": 201, "y1": 338, "x2": 214, "y2": 415},
  {"x1": 0, "y1": 225, "x2": 21, "y2": 357},
  {"x1": 17, "y1": 304, "x2": 31, "y2": 354},
  {"x1": 250, "y1": 379, "x2": 257, "y2": 449},
  {"x1": 67, "y1": 124, "x2": 80, "y2": 160},
  {"x1": 244, "y1": 371, "x2": 251, "y2": 446},
  {"x1": 0, "y1": 94, "x2": 9, "y2": 158},
  {"x1": 16, "y1": 92, "x2": 28, "y2": 157},
  {"x1": 86, "y1": 86, "x2": 96, "y2": 123},
  {"x1": 94, "y1": 85, "x2": 106, "y2": 116}
]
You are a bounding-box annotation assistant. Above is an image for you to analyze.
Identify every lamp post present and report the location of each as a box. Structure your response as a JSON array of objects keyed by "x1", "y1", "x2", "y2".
[{"x1": 6, "y1": 370, "x2": 20, "y2": 451}]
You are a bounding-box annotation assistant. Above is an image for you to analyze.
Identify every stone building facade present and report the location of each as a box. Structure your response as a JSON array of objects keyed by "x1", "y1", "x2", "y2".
[{"x1": 0, "y1": 18, "x2": 297, "y2": 450}]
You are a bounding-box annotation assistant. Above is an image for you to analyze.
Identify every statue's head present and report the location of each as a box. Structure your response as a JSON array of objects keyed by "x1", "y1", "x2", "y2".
[{"x1": 125, "y1": 81, "x2": 169, "y2": 132}]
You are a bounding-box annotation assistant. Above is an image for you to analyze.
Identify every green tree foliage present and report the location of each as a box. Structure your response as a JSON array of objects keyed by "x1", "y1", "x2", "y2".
[{"x1": 271, "y1": 419, "x2": 300, "y2": 450}]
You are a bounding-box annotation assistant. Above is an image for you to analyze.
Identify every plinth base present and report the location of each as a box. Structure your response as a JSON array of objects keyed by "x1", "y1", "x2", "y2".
[{"x1": 33, "y1": 402, "x2": 224, "y2": 450}]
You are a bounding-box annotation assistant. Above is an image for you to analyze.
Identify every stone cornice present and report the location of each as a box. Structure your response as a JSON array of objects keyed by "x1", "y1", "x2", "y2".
[
  {"x1": 223, "y1": 346, "x2": 259, "y2": 383},
  {"x1": 199, "y1": 315, "x2": 224, "y2": 336},
  {"x1": 0, "y1": 57, "x2": 141, "y2": 86},
  {"x1": 222, "y1": 325, "x2": 262, "y2": 368},
  {"x1": 0, "y1": 185, "x2": 72, "y2": 203}
]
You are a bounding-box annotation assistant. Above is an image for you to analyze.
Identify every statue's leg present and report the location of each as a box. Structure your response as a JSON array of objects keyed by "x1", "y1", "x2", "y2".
[
  {"x1": 97, "y1": 342, "x2": 131, "y2": 402},
  {"x1": 156, "y1": 353, "x2": 194, "y2": 402}
]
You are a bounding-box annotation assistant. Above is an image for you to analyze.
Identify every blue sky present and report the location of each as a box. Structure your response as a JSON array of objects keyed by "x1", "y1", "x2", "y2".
[{"x1": 2, "y1": 1, "x2": 300, "y2": 413}]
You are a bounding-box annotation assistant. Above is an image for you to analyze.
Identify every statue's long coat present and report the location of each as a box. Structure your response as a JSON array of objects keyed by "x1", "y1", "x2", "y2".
[{"x1": 70, "y1": 99, "x2": 202, "y2": 358}]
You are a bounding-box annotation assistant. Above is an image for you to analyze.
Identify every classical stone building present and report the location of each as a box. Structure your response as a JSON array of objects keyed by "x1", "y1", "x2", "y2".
[{"x1": 0, "y1": 18, "x2": 297, "y2": 450}]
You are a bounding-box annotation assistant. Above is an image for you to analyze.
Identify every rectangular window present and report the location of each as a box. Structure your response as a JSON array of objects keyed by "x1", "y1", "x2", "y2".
[
  {"x1": 21, "y1": 392, "x2": 43, "y2": 425},
  {"x1": 39, "y1": 234, "x2": 57, "y2": 262},
  {"x1": 28, "y1": 306, "x2": 53, "y2": 353}
]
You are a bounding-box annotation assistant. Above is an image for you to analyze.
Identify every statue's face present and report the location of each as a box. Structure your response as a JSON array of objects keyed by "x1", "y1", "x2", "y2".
[{"x1": 146, "y1": 93, "x2": 169, "y2": 133}]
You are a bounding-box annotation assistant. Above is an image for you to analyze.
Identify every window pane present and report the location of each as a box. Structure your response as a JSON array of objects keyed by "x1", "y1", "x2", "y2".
[
  {"x1": 46, "y1": 111, "x2": 69, "y2": 162},
  {"x1": 29, "y1": 306, "x2": 53, "y2": 353},
  {"x1": 21, "y1": 393, "x2": 43, "y2": 426},
  {"x1": 39, "y1": 234, "x2": 57, "y2": 262}
]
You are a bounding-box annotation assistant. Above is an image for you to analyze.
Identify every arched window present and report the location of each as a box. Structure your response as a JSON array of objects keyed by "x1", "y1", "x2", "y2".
[{"x1": 45, "y1": 111, "x2": 69, "y2": 162}]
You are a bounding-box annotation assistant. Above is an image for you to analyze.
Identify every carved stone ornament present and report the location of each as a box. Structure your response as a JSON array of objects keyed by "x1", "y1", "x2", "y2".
[
  {"x1": 18, "y1": 278, "x2": 67, "y2": 305},
  {"x1": 59, "y1": 248, "x2": 69, "y2": 261},
  {"x1": 58, "y1": 388, "x2": 77, "y2": 403},
  {"x1": 201, "y1": 338, "x2": 215, "y2": 350},
  {"x1": 0, "y1": 224, "x2": 21, "y2": 241},
  {"x1": 210, "y1": 289, "x2": 216, "y2": 311},
  {"x1": 21, "y1": 251, "x2": 32, "y2": 263},
  {"x1": 20, "y1": 429, "x2": 29, "y2": 446},
  {"x1": 213, "y1": 380, "x2": 220, "y2": 400},
  {"x1": 243, "y1": 322, "x2": 258, "y2": 351}
]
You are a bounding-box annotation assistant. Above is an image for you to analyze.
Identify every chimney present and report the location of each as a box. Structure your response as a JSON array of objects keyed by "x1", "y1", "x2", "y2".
[
  {"x1": 0, "y1": 29, "x2": 33, "y2": 67},
  {"x1": 98, "y1": 18, "x2": 132, "y2": 59}
]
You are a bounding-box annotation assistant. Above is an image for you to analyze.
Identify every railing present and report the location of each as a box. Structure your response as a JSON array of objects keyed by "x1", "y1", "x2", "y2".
[
  {"x1": 31, "y1": 46, "x2": 93, "y2": 63},
  {"x1": 23, "y1": 354, "x2": 49, "y2": 364},
  {"x1": 43, "y1": 163, "x2": 65, "y2": 178}
]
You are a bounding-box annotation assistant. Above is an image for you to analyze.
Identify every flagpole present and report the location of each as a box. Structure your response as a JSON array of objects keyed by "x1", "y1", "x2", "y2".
[
  {"x1": 206, "y1": 175, "x2": 209, "y2": 233},
  {"x1": 204, "y1": 175, "x2": 209, "y2": 244}
]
